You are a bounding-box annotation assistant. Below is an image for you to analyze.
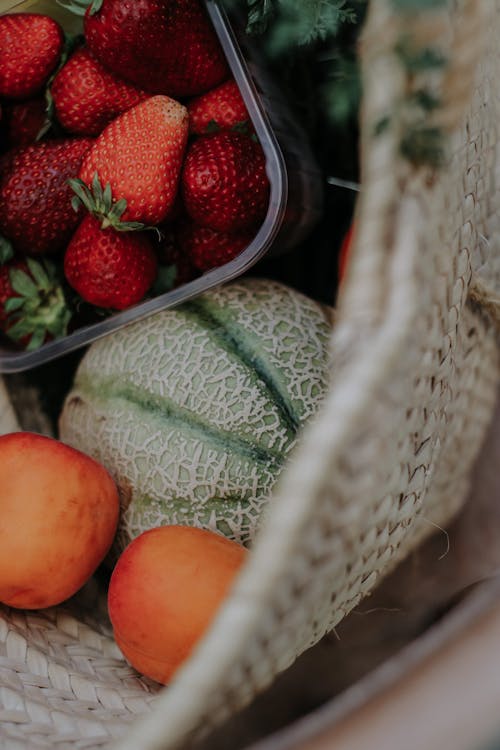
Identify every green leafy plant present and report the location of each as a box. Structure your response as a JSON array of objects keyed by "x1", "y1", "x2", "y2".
[
  {"x1": 223, "y1": 0, "x2": 366, "y2": 130},
  {"x1": 241, "y1": 0, "x2": 358, "y2": 43}
]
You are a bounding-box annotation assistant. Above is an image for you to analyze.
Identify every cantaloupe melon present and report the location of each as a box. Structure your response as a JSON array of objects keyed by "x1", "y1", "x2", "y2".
[{"x1": 59, "y1": 278, "x2": 332, "y2": 555}]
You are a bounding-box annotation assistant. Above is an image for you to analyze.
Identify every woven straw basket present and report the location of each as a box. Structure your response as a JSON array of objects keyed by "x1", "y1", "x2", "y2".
[{"x1": 2, "y1": 0, "x2": 500, "y2": 747}]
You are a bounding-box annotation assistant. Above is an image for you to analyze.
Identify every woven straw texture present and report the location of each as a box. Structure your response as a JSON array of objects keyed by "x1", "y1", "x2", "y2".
[{"x1": 2, "y1": 0, "x2": 500, "y2": 748}]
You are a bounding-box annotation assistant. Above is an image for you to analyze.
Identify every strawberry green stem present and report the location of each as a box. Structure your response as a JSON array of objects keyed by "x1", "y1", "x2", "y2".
[
  {"x1": 69, "y1": 174, "x2": 159, "y2": 234},
  {"x1": 56, "y1": 0, "x2": 102, "y2": 15},
  {"x1": 89, "y1": 0, "x2": 103, "y2": 13},
  {"x1": 5, "y1": 259, "x2": 72, "y2": 350},
  {"x1": 0, "y1": 236, "x2": 14, "y2": 265}
]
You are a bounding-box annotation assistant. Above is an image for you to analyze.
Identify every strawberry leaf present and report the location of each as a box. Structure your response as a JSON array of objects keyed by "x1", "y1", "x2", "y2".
[
  {"x1": 231, "y1": 120, "x2": 253, "y2": 135},
  {"x1": 4, "y1": 297, "x2": 24, "y2": 313},
  {"x1": 108, "y1": 198, "x2": 127, "y2": 220},
  {"x1": 205, "y1": 119, "x2": 221, "y2": 134},
  {"x1": 103, "y1": 182, "x2": 113, "y2": 213},
  {"x1": 46, "y1": 304, "x2": 72, "y2": 337},
  {"x1": 37, "y1": 88, "x2": 55, "y2": 142},
  {"x1": 89, "y1": 0, "x2": 104, "y2": 14},
  {"x1": 56, "y1": 0, "x2": 91, "y2": 16},
  {"x1": 71, "y1": 196, "x2": 83, "y2": 213},
  {"x1": 9, "y1": 269, "x2": 38, "y2": 298},
  {"x1": 70, "y1": 174, "x2": 161, "y2": 235},
  {"x1": 3, "y1": 260, "x2": 73, "y2": 350},
  {"x1": 92, "y1": 171, "x2": 105, "y2": 212},
  {"x1": 26, "y1": 259, "x2": 50, "y2": 291},
  {"x1": 0, "y1": 236, "x2": 14, "y2": 265},
  {"x1": 26, "y1": 328, "x2": 45, "y2": 352},
  {"x1": 5, "y1": 317, "x2": 31, "y2": 340},
  {"x1": 68, "y1": 178, "x2": 94, "y2": 213},
  {"x1": 113, "y1": 222, "x2": 163, "y2": 241},
  {"x1": 152, "y1": 264, "x2": 177, "y2": 295}
]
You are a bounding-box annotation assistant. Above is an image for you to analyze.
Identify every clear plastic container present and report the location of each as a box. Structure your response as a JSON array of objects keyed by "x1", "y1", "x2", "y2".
[{"x1": 0, "y1": 0, "x2": 323, "y2": 372}]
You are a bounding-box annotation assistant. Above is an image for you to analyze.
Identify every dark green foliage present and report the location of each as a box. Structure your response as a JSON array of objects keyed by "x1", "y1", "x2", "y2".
[
  {"x1": 223, "y1": 0, "x2": 366, "y2": 128},
  {"x1": 265, "y1": 1, "x2": 357, "y2": 54},
  {"x1": 246, "y1": 0, "x2": 275, "y2": 34},
  {"x1": 320, "y1": 53, "x2": 361, "y2": 127},
  {"x1": 218, "y1": 0, "x2": 366, "y2": 304},
  {"x1": 242, "y1": 0, "x2": 358, "y2": 44}
]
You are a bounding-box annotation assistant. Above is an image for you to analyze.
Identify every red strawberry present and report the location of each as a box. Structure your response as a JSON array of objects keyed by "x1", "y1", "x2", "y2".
[
  {"x1": 0, "y1": 257, "x2": 72, "y2": 350},
  {"x1": 51, "y1": 47, "x2": 150, "y2": 137},
  {"x1": 0, "y1": 138, "x2": 94, "y2": 255},
  {"x1": 64, "y1": 215, "x2": 158, "y2": 309},
  {"x1": 177, "y1": 221, "x2": 253, "y2": 272},
  {"x1": 0, "y1": 14, "x2": 64, "y2": 100},
  {"x1": 82, "y1": 0, "x2": 229, "y2": 97},
  {"x1": 78, "y1": 96, "x2": 188, "y2": 227},
  {"x1": 0, "y1": 148, "x2": 17, "y2": 180},
  {"x1": 188, "y1": 80, "x2": 250, "y2": 136},
  {"x1": 158, "y1": 227, "x2": 199, "y2": 286},
  {"x1": 181, "y1": 131, "x2": 269, "y2": 233},
  {"x1": 3, "y1": 97, "x2": 49, "y2": 149}
]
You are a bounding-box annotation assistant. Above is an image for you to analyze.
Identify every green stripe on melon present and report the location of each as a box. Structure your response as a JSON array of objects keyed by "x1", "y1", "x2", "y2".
[{"x1": 59, "y1": 279, "x2": 332, "y2": 555}]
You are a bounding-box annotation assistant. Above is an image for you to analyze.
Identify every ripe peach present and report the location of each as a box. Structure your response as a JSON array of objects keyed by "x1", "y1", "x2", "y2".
[
  {"x1": 108, "y1": 525, "x2": 247, "y2": 684},
  {"x1": 0, "y1": 431, "x2": 119, "y2": 609}
]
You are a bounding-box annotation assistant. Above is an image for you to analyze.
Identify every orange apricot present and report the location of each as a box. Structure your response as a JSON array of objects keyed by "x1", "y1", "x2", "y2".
[
  {"x1": 107, "y1": 525, "x2": 247, "y2": 684},
  {"x1": 0, "y1": 431, "x2": 119, "y2": 609}
]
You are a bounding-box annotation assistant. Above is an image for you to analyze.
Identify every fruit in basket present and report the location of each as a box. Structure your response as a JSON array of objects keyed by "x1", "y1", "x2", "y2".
[
  {"x1": 0, "y1": 431, "x2": 119, "y2": 609},
  {"x1": 0, "y1": 13, "x2": 64, "y2": 100},
  {"x1": 51, "y1": 47, "x2": 149, "y2": 137},
  {"x1": 158, "y1": 228, "x2": 199, "y2": 287},
  {"x1": 0, "y1": 137, "x2": 94, "y2": 255},
  {"x1": 82, "y1": 0, "x2": 229, "y2": 97},
  {"x1": 182, "y1": 131, "x2": 269, "y2": 233},
  {"x1": 59, "y1": 278, "x2": 332, "y2": 554},
  {"x1": 188, "y1": 79, "x2": 250, "y2": 136},
  {"x1": 108, "y1": 525, "x2": 247, "y2": 684},
  {"x1": 177, "y1": 220, "x2": 253, "y2": 272},
  {"x1": 3, "y1": 97, "x2": 49, "y2": 149},
  {"x1": 78, "y1": 96, "x2": 189, "y2": 226},
  {"x1": 0, "y1": 258, "x2": 71, "y2": 350},
  {"x1": 64, "y1": 215, "x2": 158, "y2": 309}
]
